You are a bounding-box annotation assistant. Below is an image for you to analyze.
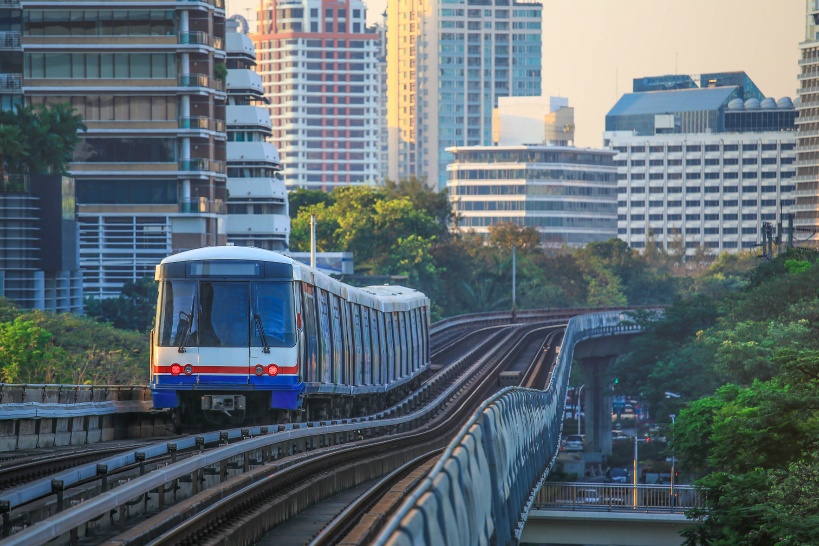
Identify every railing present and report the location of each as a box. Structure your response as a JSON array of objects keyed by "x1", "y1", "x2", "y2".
[
  {"x1": 177, "y1": 0, "x2": 225, "y2": 9},
  {"x1": 375, "y1": 310, "x2": 651, "y2": 546},
  {"x1": 178, "y1": 116, "x2": 226, "y2": 133},
  {"x1": 0, "y1": 73, "x2": 22, "y2": 93},
  {"x1": 534, "y1": 482, "x2": 701, "y2": 514},
  {"x1": 178, "y1": 73, "x2": 225, "y2": 92},
  {"x1": 0, "y1": 31, "x2": 21, "y2": 50},
  {"x1": 178, "y1": 197, "x2": 226, "y2": 214},
  {"x1": 0, "y1": 175, "x2": 28, "y2": 194},
  {"x1": 178, "y1": 31, "x2": 224, "y2": 50},
  {"x1": 178, "y1": 158, "x2": 226, "y2": 173}
]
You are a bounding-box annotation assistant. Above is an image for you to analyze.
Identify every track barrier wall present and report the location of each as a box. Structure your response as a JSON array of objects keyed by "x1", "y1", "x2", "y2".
[{"x1": 374, "y1": 311, "x2": 646, "y2": 546}]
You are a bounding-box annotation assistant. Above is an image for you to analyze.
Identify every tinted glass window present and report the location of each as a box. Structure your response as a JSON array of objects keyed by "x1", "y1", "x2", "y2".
[
  {"x1": 252, "y1": 282, "x2": 296, "y2": 347},
  {"x1": 199, "y1": 282, "x2": 249, "y2": 347},
  {"x1": 158, "y1": 281, "x2": 197, "y2": 347}
]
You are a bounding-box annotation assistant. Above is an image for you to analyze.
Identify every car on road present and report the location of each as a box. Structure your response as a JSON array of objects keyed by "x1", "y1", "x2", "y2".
[
  {"x1": 612, "y1": 430, "x2": 631, "y2": 441},
  {"x1": 606, "y1": 467, "x2": 631, "y2": 483},
  {"x1": 576, "y1": 488, "x2": 601, "y2": 504},
  {"x1": 562, "y1": 434, "x2": 584, "y2": 452}
]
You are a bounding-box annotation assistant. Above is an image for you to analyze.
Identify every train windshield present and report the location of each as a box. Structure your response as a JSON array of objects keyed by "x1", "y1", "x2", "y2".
[
  {"x1": 252, "y1": 281, "x2": 296, "y2": 347},
  {"x1": 157, "y1": 280, "x2": 294, "y2": 348}
]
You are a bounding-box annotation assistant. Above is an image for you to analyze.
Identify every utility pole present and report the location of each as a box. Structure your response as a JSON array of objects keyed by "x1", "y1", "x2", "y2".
[
  {"x1": 512, "y1": 246, "x2": 516, "y2": 320},
  {"x1": 788, "y1": 213, "x2": 794, "y2": 249}
]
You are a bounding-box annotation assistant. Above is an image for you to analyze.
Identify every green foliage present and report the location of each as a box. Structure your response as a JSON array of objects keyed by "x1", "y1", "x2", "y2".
[
  {"x1": 784, "y1": 259, "x2": 812, "y2": 274},
  {"x1": 213, "y1": 61, "x2": 227, "y2": 81},
  {"x1": 0, "y1": 103, "x2": 86, "y2": 176},
  {"x1": 84, "y1": 277, "x2": 158, "y2": 332},
  {"x1": 0, "y1": 298, "x2": 147, "y2": 384}
]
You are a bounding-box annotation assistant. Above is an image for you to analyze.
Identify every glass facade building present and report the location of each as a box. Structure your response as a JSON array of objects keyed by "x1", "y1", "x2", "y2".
[
  {"x1": 388, "y1": 0, "x2": 543, "y2": 189},
  {"x1": 446, "y1": 146, "x2": 617, "y2": 245}
]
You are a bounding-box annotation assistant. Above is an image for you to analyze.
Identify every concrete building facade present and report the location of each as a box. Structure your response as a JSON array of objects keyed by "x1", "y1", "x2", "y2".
[
  {"x1": 254, "y1": 0, "x2": 380, "y2": 190},
  {"x1": 605, "y1": 76, "x2": 797, "y2": 254},
  {"x1": 387, "y1": 0, "x2": 543, "y2": 189},
  {"x1": 225, "y1": 15, "x2": 289, "y2": 250},
  {"x1": 795, "y1": 0, "x2": 819, "y2": 235},
  {"x1": 446, "y1": 145, "x2": 618, "y2": 245},
  {"x1": 14, "y1": 0, "x2": 229, "y2": 298}
]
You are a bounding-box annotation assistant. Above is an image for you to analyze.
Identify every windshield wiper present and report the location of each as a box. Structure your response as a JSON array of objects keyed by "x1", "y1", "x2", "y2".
[
  {"x1": 254, "y1": 313, "x2": 270, "y2": 353},
  {"x1": 177, "y1": 307, "x2": 194, "y2": 353}
]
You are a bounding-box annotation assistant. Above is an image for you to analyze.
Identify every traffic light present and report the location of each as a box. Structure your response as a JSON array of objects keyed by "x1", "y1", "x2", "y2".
[
  {"x1": 614, "y1": 377, "x2": 619, "y2": 385},
  {"x1": 645, "y1": 437, "x2": 651, "y2": 443}
]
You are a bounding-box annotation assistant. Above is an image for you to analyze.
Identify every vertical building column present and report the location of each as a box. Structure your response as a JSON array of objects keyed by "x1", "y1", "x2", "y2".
[
  {"x1": 578, "y1": 355, "x2": 616, "y2": 456},
  {"x1": 179, "y1": 9, "x2": 192, "y2": 211}
]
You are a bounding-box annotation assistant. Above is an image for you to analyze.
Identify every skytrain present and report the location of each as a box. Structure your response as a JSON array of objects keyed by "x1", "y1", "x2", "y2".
[{"x1": 150, "y1": 246, "x2": 430, "y2": 425}]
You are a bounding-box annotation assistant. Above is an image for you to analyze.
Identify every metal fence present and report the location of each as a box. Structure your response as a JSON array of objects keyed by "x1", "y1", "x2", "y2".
[{"x1": 535, "y1": 482, "x2": 702, "y2": 514}]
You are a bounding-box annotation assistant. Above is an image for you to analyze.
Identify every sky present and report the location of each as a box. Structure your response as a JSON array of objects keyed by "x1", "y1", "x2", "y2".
[{"x1": 227, "y1": 0, "x2": 804, "y2": 148}]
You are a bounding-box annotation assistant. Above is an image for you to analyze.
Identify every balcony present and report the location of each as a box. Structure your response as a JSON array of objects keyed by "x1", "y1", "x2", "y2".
[
  {"x1": 0, "y1": 31, "x2": 20, "y2": 50},
  {"x1": 178, "y1": 73, "x2": 225, "y2": 92},
  {"x1": 178, "y1": 32, "x2": 224, "y2": 50},
  {"x1": 0, "y1": 0, "x2": 20, "y2": 7},
  {"x1": 179, "y1": 116, "x2": 226, "y2": 133},
  {"x1": 0, "y1": 73, "x2": 22, "y2": 93},
  {"x1": 178, "y1": 197, "x2": 226, "y2": 214},
  {"x1": 177, "y1": 0, "x2": 225, "y2": 10},
  {"x1": 178, "y1": 158, "x2": 226, "y2": 173}
]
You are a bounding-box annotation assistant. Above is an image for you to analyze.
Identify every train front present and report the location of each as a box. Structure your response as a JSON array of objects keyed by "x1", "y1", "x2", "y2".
[{"x1": 150, "y1": 248, "x2": 302, "y2": 424}]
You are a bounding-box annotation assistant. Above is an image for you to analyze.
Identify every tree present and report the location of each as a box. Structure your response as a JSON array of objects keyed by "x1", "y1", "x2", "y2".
[
  {"x1": 84, "y1": 277, "x2": 158, "y2": 332},
  {"x1": 487, "y1": 222, "x2": 540, "y2": 252},
  {"x1": 0, "y1": 317, "x2": 64, "y2": 383},
  {"x1": 0, "y1": 124, "x2": 26, "y2": 182}
]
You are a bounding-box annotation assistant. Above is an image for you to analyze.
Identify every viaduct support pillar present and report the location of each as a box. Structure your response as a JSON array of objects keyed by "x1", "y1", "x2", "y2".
[{"x1": 578, "y1": 355, "x2": 617, "y2": 456}]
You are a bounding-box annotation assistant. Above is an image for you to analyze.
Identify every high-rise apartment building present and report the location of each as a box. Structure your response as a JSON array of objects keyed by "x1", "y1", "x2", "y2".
[
  {"x1": 254, "y1": 0, "x2": 380, "y2": 190},
  {"x1": 388, "y1": 0, "x2": 543, "y2": 189},
  {"x1": 795, "y1": 1, "x2": 819, "y2": 235},
  {"x1": 15, "y1": 0, "x2": 228, "y2": 298},
  {"x1": 606, "y1": 75, "x2": 797, "y2": 254},
  {"x1": 225, "y1": 16, "x2": 289, "y2": 250}
]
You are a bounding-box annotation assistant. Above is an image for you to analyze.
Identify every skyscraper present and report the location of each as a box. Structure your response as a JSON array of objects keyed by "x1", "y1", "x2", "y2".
[
  {"x1": 254, "y1": 0, "x2": 380, "y2": 190},
  {"x1": 795, "y1": 1, "x2": 819, "y2": 236},
  {"x1": 387, "y1": 0, "x2": 543, "y2": 189},
  {"x1": 16, "y1": 0, "x2": 229, "y2": 298},
  {"x1": 225, "y1": 15, "x2": 290, "y2": 250}
]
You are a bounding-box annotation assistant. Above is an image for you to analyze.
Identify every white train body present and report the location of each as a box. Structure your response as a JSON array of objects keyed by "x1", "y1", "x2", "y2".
[{"x1": 150, "y1": 246, "x2": 430, "y2": 420}]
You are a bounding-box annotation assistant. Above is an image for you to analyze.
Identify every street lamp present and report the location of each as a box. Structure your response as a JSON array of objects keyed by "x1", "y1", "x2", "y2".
[{"x1": 670, "y1": 413, "x2": 676, "y2": 513}]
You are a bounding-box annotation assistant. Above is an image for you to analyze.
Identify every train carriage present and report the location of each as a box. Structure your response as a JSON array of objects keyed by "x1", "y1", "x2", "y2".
[{"x1": 150, "y1": 246, "x2": 430, "y2": 425}]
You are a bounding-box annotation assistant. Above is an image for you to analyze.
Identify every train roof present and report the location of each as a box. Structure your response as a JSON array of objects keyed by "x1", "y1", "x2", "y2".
[{"x1": 158, "y1": 246, "x2": 428, "y2": 312}]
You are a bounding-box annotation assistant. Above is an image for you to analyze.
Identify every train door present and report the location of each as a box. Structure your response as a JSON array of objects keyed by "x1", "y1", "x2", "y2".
[
  {"x1": 370, "y1": 309, "x2": 381, "y2": 385},
  {"x1": 330, "y1": 293, "x2": 343, "y2": 385},
  {"x1": 293, "y1": 284, "x2": 304, "y2": 381},
  {"x1": 386, "y1": 313, "x2": 397, "y2": 382},
  {"x1": 379, "y1": 311, "x2": 389, "y2": 384},
  {"x1": 397, "y1": 312, "x2": 408, "y2": 379},
  {"x1": 409, "y1": 309, "x2": 418, "y2": 375},
  {"x1": 351, "y1": 304, "x2": 363, "y2": 386},
  {"x1": 198, "y1": 281, "x2": 250, "y2": 383},
  {"x1": 340, "y1": 300, "x2": 351, "y2": 386},
  {"x1": 301, "y1": 283, "x2": 319, "y2": 382},
  {"x1": 317, "y1": 289, "x2": 332, "y2": 383},
  {"x1": 421, "y1": 306, "x2": 429, "y2": 363},
  {"x1": 361, "y1": 307, "x2": 372, "y2": 385}
]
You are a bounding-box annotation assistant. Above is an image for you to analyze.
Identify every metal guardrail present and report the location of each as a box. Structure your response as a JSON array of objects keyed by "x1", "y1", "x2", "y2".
[
  {"x1": 534, "y1": 482, "x2": 701, "y2": 514},
  {"x1": 374, "y1": 311, "x2": 647, "y2": 546}
]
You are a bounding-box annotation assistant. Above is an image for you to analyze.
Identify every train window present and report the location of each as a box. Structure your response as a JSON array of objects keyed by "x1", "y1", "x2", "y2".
[
  {"x1": 330, "y1": 294, "x2": 343, "y2": 384},
  {"x1": 251, "y1": 282, "x2": 296, "y2": 347},
  {"x1": 384, "y1": 312, "x2": 394, "y2": 383},
  {"x1": 318, "y1": 289, "x2": 332, "y2": 383},
  {"x1": 370, "y1": 309, "x2": 380, "y2": 384},
  {"x1": 198, "y1": 282, "x2": 249, "y2": 347},
  {"x1": 361, "y1": 307, "x2": 372, "y2": 385},
  {"x1": 302, "y1": 284, "x2": 319, "y2": 382},
  {"x1": 351, "y1": 304, "x2": 363, "y2": 385},
  {"x1": 157, "y1": 280, "x2": 197, "y2": 346},
  {"x1": 188, "y1": 260, "x2": 261, "y2": 278}
]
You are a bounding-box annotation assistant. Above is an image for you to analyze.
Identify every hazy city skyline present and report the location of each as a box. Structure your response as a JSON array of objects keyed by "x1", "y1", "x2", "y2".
[{"x1": 227, "y1": 0, "x2": 803, "y2": 149}]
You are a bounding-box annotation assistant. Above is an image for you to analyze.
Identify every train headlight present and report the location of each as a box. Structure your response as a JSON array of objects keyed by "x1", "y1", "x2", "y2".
[
  {"x1": 267, "y1": 364, "x2": 279, "y2": 376},
  {"x1": 184, "y1": 364, "x2": 193, "y2": 375},
  {"x1": 171, "y1": 363, "x2": 182, "y2": 376},
  {"x1": 255, "y1": 365, "x2": 264, "y2": 376}
]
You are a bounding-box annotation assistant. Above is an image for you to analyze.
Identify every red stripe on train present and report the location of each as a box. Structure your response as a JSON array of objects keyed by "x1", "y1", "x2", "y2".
[{"x1": 153, "y1": 365, "x2": 299, "y2": 374}]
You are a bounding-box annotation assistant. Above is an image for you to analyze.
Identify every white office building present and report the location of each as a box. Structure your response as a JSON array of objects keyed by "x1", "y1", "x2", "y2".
[{"x1": 225, "y1": 16, "x2": 289, "y2": 250}]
